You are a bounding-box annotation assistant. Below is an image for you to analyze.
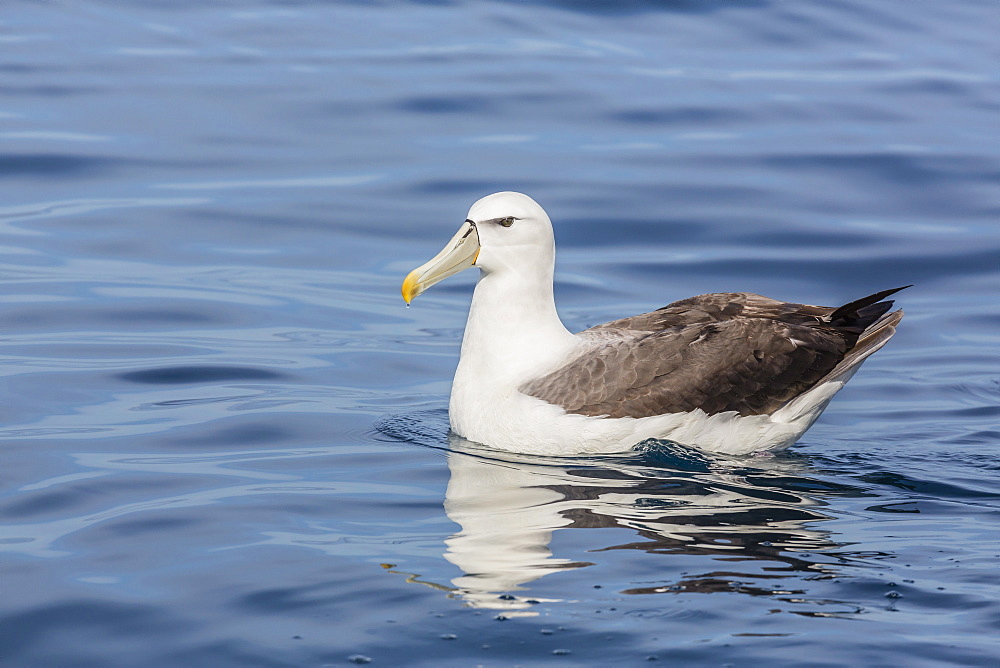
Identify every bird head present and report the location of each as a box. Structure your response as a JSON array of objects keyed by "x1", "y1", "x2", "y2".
[{"x1": 402, "y1": 192, "x2": 555, "y2": 304}]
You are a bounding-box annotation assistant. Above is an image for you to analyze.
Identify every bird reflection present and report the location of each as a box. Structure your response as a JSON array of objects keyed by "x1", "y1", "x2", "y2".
[{"x1": 442, "y1": 433, "x2": 861, "y2": 612}]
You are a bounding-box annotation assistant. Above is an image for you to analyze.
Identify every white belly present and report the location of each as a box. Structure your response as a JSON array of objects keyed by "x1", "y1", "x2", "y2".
[{"x1": 449, "y1": 374, "x2": 852, "y2": 457}]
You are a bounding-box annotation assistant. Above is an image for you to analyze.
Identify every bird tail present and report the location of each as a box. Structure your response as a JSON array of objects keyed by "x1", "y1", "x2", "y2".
[
  {"x1": 824, "y1": 285, "x2": 911, "y2": 335},
  {"x1": 776, "y1": 290, "x2": 908, "y2": 426}
]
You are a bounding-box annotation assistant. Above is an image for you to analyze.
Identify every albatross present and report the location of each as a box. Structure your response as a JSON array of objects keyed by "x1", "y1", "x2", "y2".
[{"x1": 402, "y1": 192, "x2": 907, "y2": 456}]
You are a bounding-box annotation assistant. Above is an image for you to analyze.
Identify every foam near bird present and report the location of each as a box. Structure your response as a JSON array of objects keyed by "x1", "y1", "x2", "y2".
[{"x1": 403, "y1": 192, "x2": 906, "y2": 456}]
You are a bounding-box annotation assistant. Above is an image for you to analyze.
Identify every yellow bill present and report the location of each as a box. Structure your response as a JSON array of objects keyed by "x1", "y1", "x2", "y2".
[{"x1": 402, "y1": 221, "x2": 480, "y2": 304}]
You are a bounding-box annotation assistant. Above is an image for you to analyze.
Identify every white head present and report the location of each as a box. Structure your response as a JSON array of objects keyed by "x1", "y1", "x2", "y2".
[{"x1": 402, "y1": 192, "x2": 555, "y2": 303}]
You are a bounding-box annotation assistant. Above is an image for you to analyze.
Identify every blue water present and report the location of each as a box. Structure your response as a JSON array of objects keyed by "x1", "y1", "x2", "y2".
[{"x1": 2, "y1": 1, "x2": 999, "y2": 665}]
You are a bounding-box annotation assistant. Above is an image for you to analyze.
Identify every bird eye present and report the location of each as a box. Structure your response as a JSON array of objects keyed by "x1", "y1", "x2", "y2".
[{"x1": 499, "y1": 217, "x2": 515, "y2": 227}]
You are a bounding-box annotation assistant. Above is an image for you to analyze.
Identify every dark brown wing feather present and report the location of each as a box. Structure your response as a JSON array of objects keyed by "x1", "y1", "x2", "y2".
[{"x1": 521, "y1": 288, "x2": 908, "y2": 418}]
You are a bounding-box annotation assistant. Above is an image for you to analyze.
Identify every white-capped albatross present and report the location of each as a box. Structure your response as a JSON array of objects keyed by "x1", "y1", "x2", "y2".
[{"x1": 402, "y1": 191, "x2": 907, "y2": 456}]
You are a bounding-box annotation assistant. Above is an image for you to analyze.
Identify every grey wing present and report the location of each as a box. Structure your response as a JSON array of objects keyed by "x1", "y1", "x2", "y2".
[
  {"x1": 521, "y1": 316, "x2": 846, "y2": 418},
  {"x1": 588, "y1": 292, "x2": 831, "y2": 333},
  {"x1": 521, "y1": 289, "x2": 906, "y2": 418}
]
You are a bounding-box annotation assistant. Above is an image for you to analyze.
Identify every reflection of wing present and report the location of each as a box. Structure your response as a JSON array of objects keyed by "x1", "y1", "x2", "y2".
[
  {"x1": 521, "y1": 289, "x2": 905, "y2": 417},
  {"x1": 442, "y1": 438, "x2": 847, "y2": 608}
]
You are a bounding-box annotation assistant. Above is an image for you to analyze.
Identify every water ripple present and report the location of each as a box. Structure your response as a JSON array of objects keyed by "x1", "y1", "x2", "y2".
[{"x1": 2, "y1": 0, "x2": 999, "y2": 664}]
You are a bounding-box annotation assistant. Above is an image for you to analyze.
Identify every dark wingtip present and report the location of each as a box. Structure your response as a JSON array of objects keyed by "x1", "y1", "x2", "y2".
[
  {"x1": 857, "y1": 284, "x2": 912, "y2": 305},
  {"x1": 828, "y1": 285, "x2": 911, "y2": 329}
]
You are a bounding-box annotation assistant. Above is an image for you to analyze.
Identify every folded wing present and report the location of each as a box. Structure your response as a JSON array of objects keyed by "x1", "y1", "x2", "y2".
[{"x1": 521, "y1": 288, "x2": 907, "y2": 418}]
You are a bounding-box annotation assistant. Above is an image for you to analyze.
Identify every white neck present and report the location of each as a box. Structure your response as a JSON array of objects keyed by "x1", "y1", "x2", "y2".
[{"x1": 454, "y1": 267, "x2": 575, "y2": 390}]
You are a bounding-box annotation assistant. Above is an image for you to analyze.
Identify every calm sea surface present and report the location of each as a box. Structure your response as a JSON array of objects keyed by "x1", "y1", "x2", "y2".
[{"x1": 2, "y1": 1, "x2": 999, "y2": 665}]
